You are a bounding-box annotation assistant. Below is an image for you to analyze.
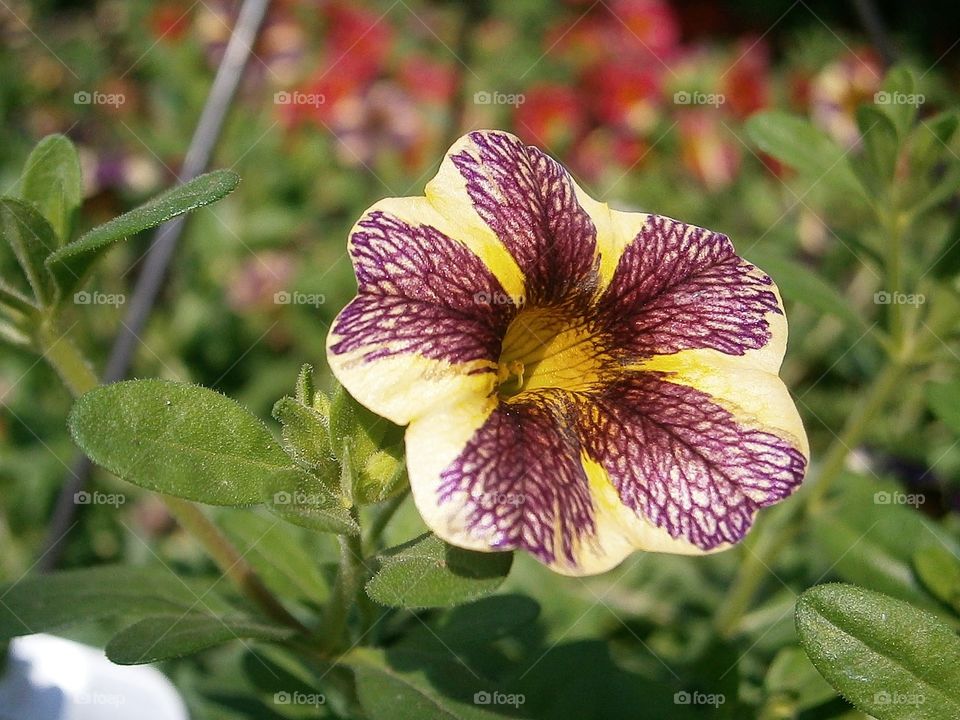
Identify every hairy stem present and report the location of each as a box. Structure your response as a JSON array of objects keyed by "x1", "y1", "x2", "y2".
[{"x1": 321, "y1": 509, "x2": 367, "y2": 652}]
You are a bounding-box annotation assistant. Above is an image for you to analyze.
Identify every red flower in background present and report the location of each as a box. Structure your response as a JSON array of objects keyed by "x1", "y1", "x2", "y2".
[
  {"x1": 583, "y1": 63, "x2": 662, "y2": 134},
  {"x1": 399, "y1": 55, "x2": 457, "y2": 104},
  {"x1": 723, "y1": 38, "x2": 770, "y2": 119},
  {"x1": 514, "y1": 85, "x2": 587, "y2": 150}
]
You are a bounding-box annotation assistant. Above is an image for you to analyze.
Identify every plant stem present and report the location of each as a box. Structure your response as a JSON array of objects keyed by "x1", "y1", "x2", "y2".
[
  {"x1": 35, "y1": 321, "x2": 99, "y2": 396},
  {"x1": 162, "y1": 496, "x2": 306, "y2": 630},
  {"x1": 363, "y1": 490, "x2": 408, "y2": 555},
  {"x1": 320, "y1": 509, "x2": 366, "y2": 652},
  {"x1": 38, "y1": 326, "x2": 304, "y2": 631}
]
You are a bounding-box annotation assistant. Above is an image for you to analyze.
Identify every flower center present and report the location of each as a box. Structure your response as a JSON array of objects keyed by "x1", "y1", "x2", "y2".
[{"x1": 496, "y1": 307, "x2": 609, "y2": 398}]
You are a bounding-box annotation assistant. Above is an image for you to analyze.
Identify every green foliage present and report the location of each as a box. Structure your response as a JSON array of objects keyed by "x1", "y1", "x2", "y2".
[
  {"x1": 797, "y1": 584, "x2": 960, "y2": 719},
  {"x1": 0, "y1": 198, "x2": 58, "y2": 306},
  {"x1": 913, "y1": 546, "x2": 960, "y2": 614},
  {"x1": 366, "y1": 533, "x2": 513, "y2": 608},
  {"x1": 69, "y1": 379, "x2": 293, "y2": 505},
  {"x1": 926, "y1": 380, "x2": 960, "y2": 434},
  {"x1": 19, "y1": 134, "x2": 82, "y2": 243},
  {"x1": 45, "y1": 170, "x2": 239, "y2": 296},
  {"x1": 0, "y1": 566, "x2": 232, "y2": 642},
  {"x1": 106, "y1": 615, "x2": 294, "y2": 665}
]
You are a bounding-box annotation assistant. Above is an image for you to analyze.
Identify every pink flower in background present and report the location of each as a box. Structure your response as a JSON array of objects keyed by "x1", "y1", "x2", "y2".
[
  {"x1": 329, "y1": 82, "x2": 423, "y2": 168},
  {"x1": 227, "y1": 251, "x2": 296, "y2": 313},
  {"x1": 723, "y1": 38, "x2": 771, "y2": 119}
]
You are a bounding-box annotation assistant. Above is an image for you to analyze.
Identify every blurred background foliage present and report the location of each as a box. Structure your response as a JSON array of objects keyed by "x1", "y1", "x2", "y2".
[{"x1": 1, "y1": 1, "x2": 959, "y2": 718}]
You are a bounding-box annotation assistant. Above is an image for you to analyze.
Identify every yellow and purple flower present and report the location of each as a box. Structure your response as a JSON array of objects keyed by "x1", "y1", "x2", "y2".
[{"x1": 326, "y1": 130, "x2": 808, "y2": 575}]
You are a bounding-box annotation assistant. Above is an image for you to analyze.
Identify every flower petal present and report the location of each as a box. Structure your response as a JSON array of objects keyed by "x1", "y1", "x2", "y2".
[
  {"x1": 579, "y1": 369, "x2": 807, "y2": 552},
  {"x1": 596, "y1": 214, "x2": 786, "y2": 371},
  {"x1": 434, "y1": 130, "x2": 600, "y2": 305},
  {"x1": 327, "y1": 209, "x2": 511, "y2": 425}
]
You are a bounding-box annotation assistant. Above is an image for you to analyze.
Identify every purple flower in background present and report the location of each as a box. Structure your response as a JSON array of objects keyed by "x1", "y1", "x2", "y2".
[{"x1": 327, "y1": 130, "x2": 808, "y2": 575}]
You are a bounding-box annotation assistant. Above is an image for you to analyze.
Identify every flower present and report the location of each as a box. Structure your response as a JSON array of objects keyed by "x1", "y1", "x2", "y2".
[{"x1": 326, "y1": 130, "x2": 808, "y2": 575}]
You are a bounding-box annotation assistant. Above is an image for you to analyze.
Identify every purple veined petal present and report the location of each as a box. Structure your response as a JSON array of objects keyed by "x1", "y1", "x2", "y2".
[
  {"x1": 329, "y1": 209, "x2": 514, "y2": 366},
  {"x1": 435, "y1": 391, "x2": 597, "y2": 568},
  {"x1": 579, "y1": 371, "x2": 807, "y2": 550},
  {"x1": 596, "y1": 214, "x2": 783, "y2": 365},
  {"x1": 446, "y1": 130, "x2": 600, "y2": 306}
]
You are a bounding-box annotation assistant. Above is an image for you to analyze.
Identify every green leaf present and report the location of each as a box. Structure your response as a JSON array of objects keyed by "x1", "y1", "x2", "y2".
[
  {"x1": 45, "y1": 169, "x2": 239, "y2": 296},
  {"x1": 106, "y1": 614, "x2": 293, "y2": 665},
  {"x1": 874, "y1": 65, "x2": 919, "y2": 138},
  {"x1": 272, "y1": 396, "x2": 335, "y2": 474},
  {"x1": 294, "y1": 363, "x2": 315, "y2": 406},
  {"x1": 264, "y1": 465, "x2": 359, "y2": 535},
  {"x1": 432, "y1": 595, "x2": 540, "y2": 647},
  {"x1": 0, "y1": 277, "x2": 38, "y2": 315},
  {"x1": 911, "y1": 112, "x2": 958, "y2": 178},
  {"x1": 0, "y1": 199, "x2": 58, "y2": 306},
  {"x1": 367, "y1": 533, "x2": 512, "y2": 608},
  {"x1": 69, "y1": 379, "x2": 291, "y2": 506},
  {"x1": 764, "y1": 646, "x2": 837, "y2": 712},
  {"x1": 851, "y1": 106, "x2": 899, "y2": 197},
  {"x1": 811, "y1": 474, "x2": 958, "y2": 611},
  {"x1": 330, "y1": 384, "x2": 407, "y2": 505},
  {"x1": 745, "y1": 111, "x2": 860, "y2": 195},
  {"x1": 796, "y1": 583, "x2": 960, "y2": 720},
  {"x1": 19, "y1": 134, "x2": 82, "y2": 242},
  {"x1": 217, "y1": 510, "x2": 332, "y2": 603},
  {"x1": 926, "y1": 381, "x2": 960, "y2": 434},
  {"x1": 914, "y1": 546, "x2": 960, "y2": 614},
  {"x1": 346, "y1": 648, "x2": 511, "y2": 720},
  {"x1": 929, "y1": 215, "x2": 960, "y2": 281},
  {"x1": 0, "y1": 566, "x2": 230, "y2": 642},
  {"x1": 746, "y1": 250, "x2": 866, "y2": 333}
]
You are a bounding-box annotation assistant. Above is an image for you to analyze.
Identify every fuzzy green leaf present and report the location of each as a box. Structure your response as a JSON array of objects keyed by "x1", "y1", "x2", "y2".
[
  {"x1": 796, "y1": 583, "x2": 960, "y2": 719},
  {"x1": 367, "y1": 533, "x2": 512, "y2": 608},
  {"x1": 46, "y1": 169, "x2": 239, "y2": 296},
  {"x1": 272, "y1": 396, "x2": 334, "y2": 474},
  {"x1": 69, "y1": 379, "x2": 291, "y2": 506},
  {"x1": 874, "y1": 65, "x2": 919, "y2": 138},
  {"x1": 347, "y1": 648, "x2": 511, "y2": 720},
  {"x1": 264, "y1": 466, "x2": 359, "y2": 535},
  {"x1": 0, "y1": 198, "x2": 58, "y2": 306},
  {"x1": 0, "y1": 566, "x2": 230, "y2": 642},
  {"x1": 106, "y1": 614, "x2": 293, "y2": 665},
  {"x1": 19, "y1": 134, "x2": 82, "y2": 243}
]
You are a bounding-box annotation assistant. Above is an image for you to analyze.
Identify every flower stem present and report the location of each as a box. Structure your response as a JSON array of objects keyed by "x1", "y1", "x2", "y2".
[
  {"x1": 320, "y1": 509, "x2": 367, "y2": 652},
  {"x1": 38, "y1": 323, "x2": 304, "y2": 632},
  {"x1": 363, "y1": 490, "x2": 408, "y2": 555}
]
